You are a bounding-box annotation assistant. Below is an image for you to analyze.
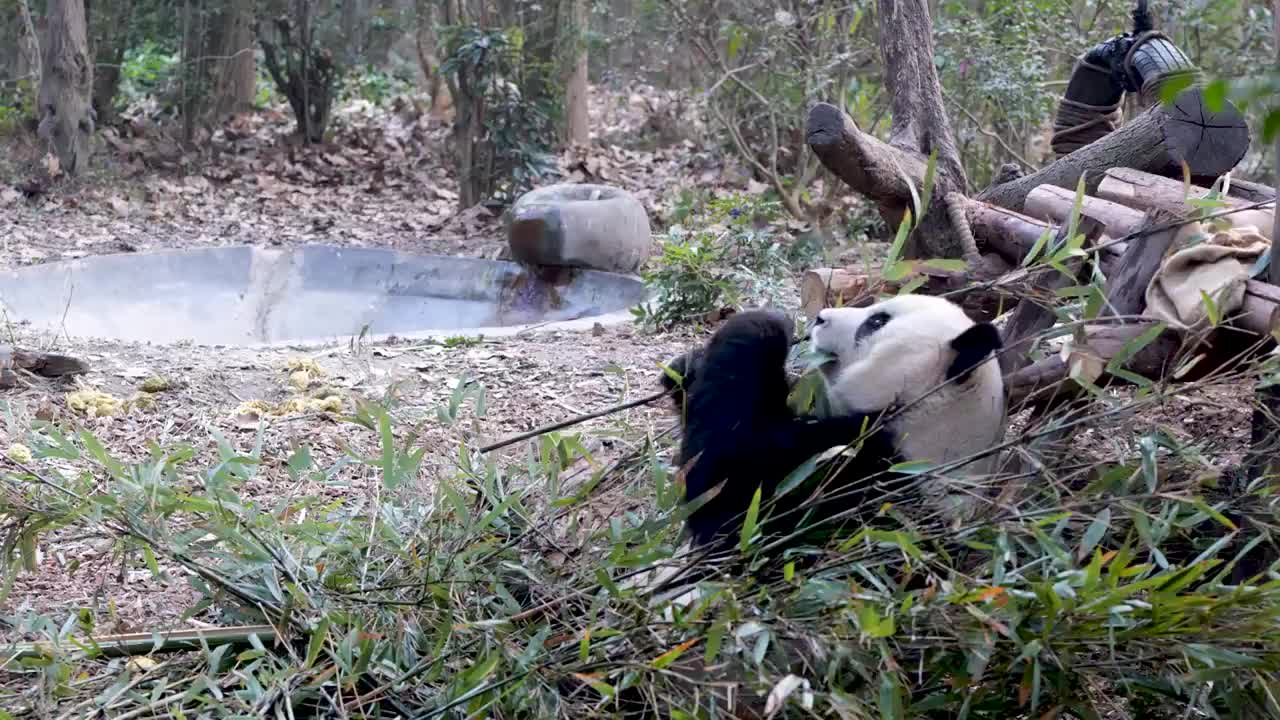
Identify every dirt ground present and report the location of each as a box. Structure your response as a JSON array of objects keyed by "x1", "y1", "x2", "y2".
[{"x1": 0, "y1": 312, "x2": 707, "y2": 640}]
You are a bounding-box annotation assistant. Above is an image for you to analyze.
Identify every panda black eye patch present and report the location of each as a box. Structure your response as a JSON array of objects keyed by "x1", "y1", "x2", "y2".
[{"x1": 855, "y1": 311, "x2": 890, "y2": 342}]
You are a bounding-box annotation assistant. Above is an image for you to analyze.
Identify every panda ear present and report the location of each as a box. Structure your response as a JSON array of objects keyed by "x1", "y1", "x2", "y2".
[{"x1": 946, "y1": 323, "x2": 1001, "y2": 383}]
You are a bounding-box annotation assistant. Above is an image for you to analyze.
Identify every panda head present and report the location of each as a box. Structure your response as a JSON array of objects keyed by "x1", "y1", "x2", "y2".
[{"x1": 810, "y1": 294, "x2": 1006, "y2": 474}]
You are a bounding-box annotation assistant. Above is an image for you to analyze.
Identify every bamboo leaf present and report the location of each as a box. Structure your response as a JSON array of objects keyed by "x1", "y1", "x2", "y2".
[
  {"x1": 304, "y1": 618, "x2": 329, "y2": 669},
  {"x1": 1078, "y1": 509, "x2": 1111, "y2": 561},
  {"x1": 739, "y1": 485, "x2": 763, "y2": 553},
  {"x1": 1106, "y1": 322, "x2": 1166, "y2": 375},
  {"x1": 1200, "y1": 290, "x2": 1222, "y2": 327},
  {"x1": 920, "y1": 258, "x2": 967, "y2": 273},
  {"x1": 1066, "y1": 174, "x2": 1085, "y2": 243},
  {"x1": 1022, "y1": 227, "x2": 1053, "y2": 268},
  {"x1": 885, "y1": 212, "x2": 913, "y2": 271},
  {"x1": 879, "y1": 672, "x2": 904, "y2": 720},
  {"x1": 919, "y1": 149, "x2": 938, "y2": 221},
  {"x1": 652, "y1": 637, "x2": 700, "y2": 669}
]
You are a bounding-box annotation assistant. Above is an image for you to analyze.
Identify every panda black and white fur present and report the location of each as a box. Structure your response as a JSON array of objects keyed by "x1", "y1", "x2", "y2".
[{"x1": 661, "y1": 294, "x2": 1005, "y2": 553}]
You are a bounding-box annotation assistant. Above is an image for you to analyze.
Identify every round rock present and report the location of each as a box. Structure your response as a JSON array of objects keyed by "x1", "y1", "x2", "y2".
[{"x1": 508, "y1": 183, "x2": 651, "y2": 274}]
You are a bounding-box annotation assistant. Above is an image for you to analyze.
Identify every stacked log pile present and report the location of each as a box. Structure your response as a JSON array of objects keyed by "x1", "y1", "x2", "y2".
[{"x1": 800, "y1": 166, "x2": 1277, "y2": 409}]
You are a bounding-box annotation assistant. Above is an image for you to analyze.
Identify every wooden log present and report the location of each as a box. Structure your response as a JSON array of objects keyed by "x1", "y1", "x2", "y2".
[
  {"x1": 998, "y1": 263, "x2": 1081, "y2": 376},
  {"x1": 1015, "y1": 184, "x2": 1280, "y2": 334},
  {"x1": 1024, "y1": 185, "x2": 1143, "y2": 242},
  {"x1": 801, "y1": 254, "x2": 1014, "y2": 322},
  {"x1": 1226, "y1": 177, "x2": 1277, "y2": 205},
  {"x1": 806, "y1": 102, "x2": 928, "y2": 229},
  {"x1": 997, "y1": 217, "x2": 1103, "y2": 375},
  {"x1": 975, "y1": 88, "x2": 1250, "y2": 213},
  {"x1": 1241, "y1": 281, "x2": 1280, "y2": 337},
  {"x1": 1010, "y1": 210, "x2": 1186, "y2": 413},
  {"x1": 800, "y1": 268, "x2": 870, "y2": 320},
  {"x1": 966, "y1": 200, "x2": 1060, "y2": 264},
  {"x1": 807, "y1": 101, "x2": 973, "y2": 259},
  {"x1": 1005, "y1": 322, "x2": 1184, "y2": 409},
  {"x1": 1097, "y1": 167, "x2": 1254, "y2": 214},
  {"x1": 1102, "y1": 209, "x2": 1185, "y2": 318}
]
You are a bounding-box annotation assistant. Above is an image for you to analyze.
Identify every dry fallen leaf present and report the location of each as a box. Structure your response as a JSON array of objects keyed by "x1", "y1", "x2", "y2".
[
  {"x1": 125, "y1": 657, "x2": 159, "y2": 673},
  {"x1": 764, "y1": 674, "x2": 812, "y2": 717}
]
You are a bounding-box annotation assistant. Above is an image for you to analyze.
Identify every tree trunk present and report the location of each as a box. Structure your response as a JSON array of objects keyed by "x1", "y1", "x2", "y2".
[
  {"x1": 809, "y1": 0, "x2": 967, "y2": 259},
  {"x1": 178, "y1": 0, "x2": 212, "y2": 145},
  {"x1": 213, "y1": 0, "x2": 257, "y2": 120},
  {"x1": 877, "y1": 0, "x2": 965, "y2": 188},
  {"x1": 976, "y1": 89, "x2": 1250, "y2": 213},
  {"x1": 366, "y1": 0, "x2": 397, "y2": 66},
  {"x1": 340, "y1": 0, "x2": 365, "y2": 65},
  {"x1": 442, "y1": 0, "x2": 486, "y2": 208},
  {"x1": 16, "y1": 0, "x2": 42, "y2": 99},
  {"x1": 88, "y1": 0, "x2": 133, "y2": 127},
  {"x1": 413, "y1": 0, "x2": 451, "y2": 117},
  {"x1": 562, "y1": 0, "x2": 589, "y2": 146},
  {"x1": 873, "y1": 0, "x2": 967, "y2": 258},
  {"x1": 259, "y1": 3, "x2": 338, "y2": 144},
  {"x1": 38, "y1": 0, "x2": 94, "y2": 175}
]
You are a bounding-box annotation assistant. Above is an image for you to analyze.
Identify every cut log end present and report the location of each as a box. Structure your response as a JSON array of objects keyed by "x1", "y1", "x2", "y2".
[
  {"x1": 1163, "y1": 88, "x2": 1251, "y2": 178},
  {"x1": 805, "y1": 102, "x2": 849, "y2": 149},
  {"x1": 800, "y1": 268, "x2": 871, "y2": 320}
]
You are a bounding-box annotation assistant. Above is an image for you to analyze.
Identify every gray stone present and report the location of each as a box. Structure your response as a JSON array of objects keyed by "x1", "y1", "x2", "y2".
[{"x1": 508, "y1": 183, "x2": 651, "y2": 274}]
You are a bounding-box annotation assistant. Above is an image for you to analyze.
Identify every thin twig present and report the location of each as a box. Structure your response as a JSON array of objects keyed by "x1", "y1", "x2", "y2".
[
  {"x1": 942, "y1": 88, "x2": 1035, "y2": 170},
  {"x1": 479, "y1": 390, "x2": 670, "y2": 454}
]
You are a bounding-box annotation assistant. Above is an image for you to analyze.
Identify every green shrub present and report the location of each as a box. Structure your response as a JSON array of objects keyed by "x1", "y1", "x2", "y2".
[
  {"x1": 338, "y1": 65, "x2": 416, "y2": 106},
  {"x1": 118, "y1": 40, "x2": 181, "y2": 110},
  {"x1": 636, "y1": 193, "x2": 823, "y2": 331}
]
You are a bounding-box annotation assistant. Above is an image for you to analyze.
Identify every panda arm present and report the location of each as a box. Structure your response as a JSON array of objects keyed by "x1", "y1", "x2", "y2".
[
  {"x1": 682, "y1": 415, "x2": 899, "y2": 547},
  {"x1": 757, "y1": 414, "x2": 901, "y2": 481}
]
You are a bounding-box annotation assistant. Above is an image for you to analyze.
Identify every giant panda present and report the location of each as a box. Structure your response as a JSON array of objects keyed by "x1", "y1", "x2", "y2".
[{"x1": 659, "y1": 294, "x2": 1006, "y2": 556}]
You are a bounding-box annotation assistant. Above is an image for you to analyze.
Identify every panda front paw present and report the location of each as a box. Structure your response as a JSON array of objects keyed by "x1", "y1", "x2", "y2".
[{"x1": 659, "y1": 348, "x2": 704, "y2": 393}]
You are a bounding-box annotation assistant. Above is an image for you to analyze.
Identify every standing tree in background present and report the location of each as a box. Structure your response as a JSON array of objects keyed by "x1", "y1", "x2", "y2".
[
  {"x1": 14, "y1": 0, "x2": 44, "y2": 111},
  {"x1": 260, "y1": 0, "x2": 339, "y2": 144},
  {"x1": 441, "y1": 0, "x2": 560, "y2": 210},
  {"x1": 413, "y1": 0, "x2": 451, "y2": 117},
  {"x1": 561, "y1": 0, "x2": 588, "y2": 145},
  {"x1": 179, "y1": 0, "x2": 258, "y2": 143},
  {"x1": 39, "y1": 0, "x2": 94, "y2": 175},
  {"x1": 88, "y1": 0, "x2": 136, "y2": 127},
  {"x1": 213, "y1": 0, "x2": 258, "y2": 119}
]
